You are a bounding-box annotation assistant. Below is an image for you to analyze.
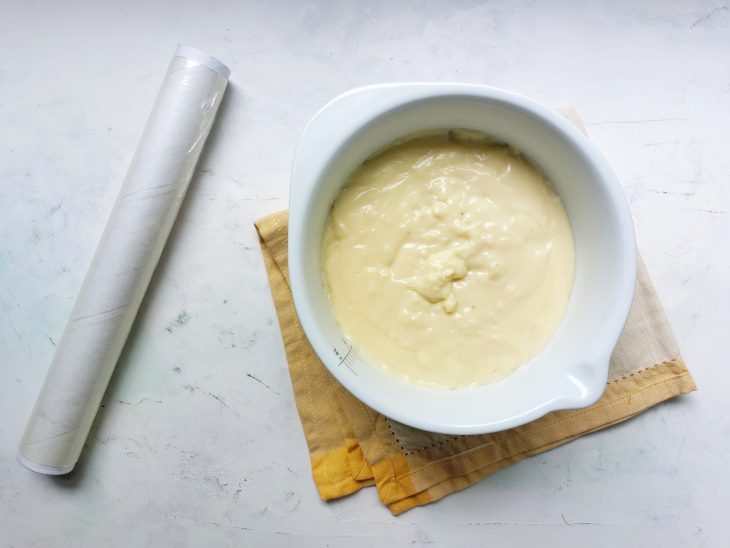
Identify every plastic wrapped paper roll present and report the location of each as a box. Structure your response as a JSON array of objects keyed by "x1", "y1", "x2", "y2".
[{"x1": 17, "y1": 45, "x2": 230, "y2": 475}]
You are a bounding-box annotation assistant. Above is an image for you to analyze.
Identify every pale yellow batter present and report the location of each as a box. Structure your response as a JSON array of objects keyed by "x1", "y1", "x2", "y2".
[{"x1": 322, "y1": 130, "x2": 575, "y2": 388}]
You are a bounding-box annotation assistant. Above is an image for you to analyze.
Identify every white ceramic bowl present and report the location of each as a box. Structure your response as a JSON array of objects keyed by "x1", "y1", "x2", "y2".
[{"x1": 288, "y1": 83, "x2": 636, "y2": 435}]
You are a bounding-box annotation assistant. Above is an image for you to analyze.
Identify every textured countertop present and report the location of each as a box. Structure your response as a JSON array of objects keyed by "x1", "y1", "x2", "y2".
[{"x1": 1, "y1": 1, "x2": 728, "y2": 546}]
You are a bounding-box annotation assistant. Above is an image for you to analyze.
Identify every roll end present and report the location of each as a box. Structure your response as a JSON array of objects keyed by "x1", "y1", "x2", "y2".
[
  {"x1": 175, "y1": 44, "x2": 231, "y2": 79},
  {"x1": 17, "y1": 453, "x2": 74, "y2": 476}
]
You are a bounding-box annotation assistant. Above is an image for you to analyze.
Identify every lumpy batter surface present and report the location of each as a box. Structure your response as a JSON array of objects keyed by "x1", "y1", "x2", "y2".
[{"x1": 322, "y1": 130, "x2": 575, "y2": 388}]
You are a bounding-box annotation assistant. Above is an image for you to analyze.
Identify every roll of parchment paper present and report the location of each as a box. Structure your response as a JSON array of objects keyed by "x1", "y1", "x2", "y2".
[{"x1": 17, "y1": 45, "x2": 230, "y2": 475}]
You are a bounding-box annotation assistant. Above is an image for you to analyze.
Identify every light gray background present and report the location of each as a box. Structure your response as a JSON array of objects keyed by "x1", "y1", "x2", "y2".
[{"x1": 1, "y1": 1, "x2": 727, "y2": 546}]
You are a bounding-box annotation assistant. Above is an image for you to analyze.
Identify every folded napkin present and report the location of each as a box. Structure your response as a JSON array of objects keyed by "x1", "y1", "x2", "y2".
[{"x1": 255, "y1": 108, "x2": 696, "y2": 514}]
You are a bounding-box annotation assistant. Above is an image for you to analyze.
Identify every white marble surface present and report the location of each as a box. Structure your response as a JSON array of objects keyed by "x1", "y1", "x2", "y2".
[{"x1": 1, "y1": 1, "x2": 728, "y2": 546}]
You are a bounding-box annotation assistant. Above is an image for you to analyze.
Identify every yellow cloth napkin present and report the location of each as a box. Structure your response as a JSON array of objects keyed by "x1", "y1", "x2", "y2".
[{"x1": 254, "y1": 108, "x2": 696, "y2": 514}]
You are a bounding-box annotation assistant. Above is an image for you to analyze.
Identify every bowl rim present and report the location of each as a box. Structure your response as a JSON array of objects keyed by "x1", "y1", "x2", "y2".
[{"x1": 288, "y1": 83, "x2": 636, "y2": 434}]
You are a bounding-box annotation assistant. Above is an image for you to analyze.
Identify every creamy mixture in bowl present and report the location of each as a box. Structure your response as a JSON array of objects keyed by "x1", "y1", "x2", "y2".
[
  {"x1": 289, "y1": 83, "x2": 636, "y2": 434},
  {"x1": 322, "y1": 130, "x2": 575, "y2": 388}
]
